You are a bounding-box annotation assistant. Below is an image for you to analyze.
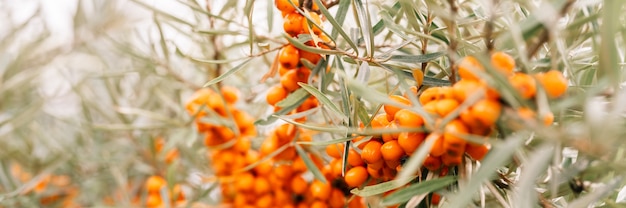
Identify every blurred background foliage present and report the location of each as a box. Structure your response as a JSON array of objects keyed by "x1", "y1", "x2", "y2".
[{"x1": 1, "y1": 0, "x2": 626, "y2": 207}]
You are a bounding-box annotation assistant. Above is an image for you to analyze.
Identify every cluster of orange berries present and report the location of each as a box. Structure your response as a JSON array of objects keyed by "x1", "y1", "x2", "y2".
[
  {"x1": 9, "y1": 164, "x2": 79, "y2": 207},
  {"x1": 266, "y1": 0, "x2": 331, "y2": 113},
  {"x1": 141, "y1": 175, "x2": 186, "y2": 207},
  {"x1": 326, "y1": 52, "x2": 567, "y2": 205}
]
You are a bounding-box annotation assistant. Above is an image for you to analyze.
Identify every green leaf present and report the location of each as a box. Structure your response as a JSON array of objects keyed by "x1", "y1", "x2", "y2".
[
  {"x1": 284, "y1": 34, "x2": 343, "y2": 55},
  {"x1": 299, "y1": 83, "x2": 347, "y2": 121},
  {"x1": 352, "y1": 0, "x2": 375, "y2": 57},
  {"x1": 389, "y1": 52, "x2": 445, "y2": 64},
  {"x1": 331, "y1": 0, "x2": 351, "y2": 40},
  {"x1": 202, "y1": 58, "x2": 253, "y2": 87},
  {"x1": 382, "y1": 176, "x2": 458, "y2": 206},
  {"x1": 295, "y1": 144, "x2": 327, "y2": 183},
  {"x1": 598, "y1": 0, "x2": 624, "y2": 88},
  {"x1": 351, "y1": 176, "x2": 417, "y2": 197}
]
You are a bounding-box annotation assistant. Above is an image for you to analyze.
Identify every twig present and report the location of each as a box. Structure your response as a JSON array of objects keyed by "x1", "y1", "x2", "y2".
[
  {"x1": 421, "y1": 11, "x2": 433, "y2": 74},
  {"x1": 526, "y1": 0, "x2": 576, "y2": 58},
  {"x1": 325, "y1": 0, "x2": 340, "y2": 9}
]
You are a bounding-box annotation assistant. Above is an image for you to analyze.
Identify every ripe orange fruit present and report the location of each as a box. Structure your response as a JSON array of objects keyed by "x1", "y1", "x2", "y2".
[
  {"x1": 256, "y1": 194, "x2": 274, "y2": 208},
  {"x1": 311, "y1": 200, "x2": 329, "y2": 208},
  {"x1": 452, "y1": 79, "x2": 488, "y2": 102},
  {"x1": 371, "y1": 113, "x2": 390, "y2": 130},
  {"x1": 441, "y1": 153, "x2": 463, "y2": 166},
  {"x1": 279, "y1": 45, "x2": 300, "y2": 69},
  {"x1": 509, "y1": 72, "x2": 537, "y2": 99},
  {"x1": 490, "y1": 51, "x2": 515, "y2": 75},
  {"x1": 325, "y1": 143, "x2": 344, "y2": 159},
  {"x1": 443, "y1": 120, "x2": 469, "y2": 156},
  {"x1": 254, "y1": 177, "x2": 272, "y2": 195},
  {"x1": 266, "y1": 85, "x2": 288, "y2": 106},
  {"x1": 384, "y1": 95, "x2": 411, "y2": 121},
  {"x1": 145, "y1": 176, "x2": 166, "y2": 193},
  {"x1": 291, "y1": 175, "x2": 309, "y2": 194},
  {"x1": 435, "y1": 98, "x2": 460, "y2": 117},
  {"x1": 302, "y1": 12, "x2": 323, "y2": 34},
  {"x1": 310, "y1": 180, "x2": 331, "y2": 200},
  {"x1": 299, "y1": 49, "x2": 322, "y2": 65},
  {"x1": 535, "y1": 70, "x2": 568, "y2": 98},
  {"x1": 275, "y1": 123, "x2": 297, "y2": 142},
  {"x1": 419, "y1": 87, "x2": 441, "y2": 105},
  {"x1": 274, "y1": 164, "x2": 294, "y2": 179},
  {"x1": 220, "y1": 86, "x2": 239, "y2": 104},
  {"x1": 367, "y1": 166, "x2": 383, "y2": 178},
  {"x1": 275, "y1": 0, "x2": 299, "y2": 14},
  {"x1": 236, "y1": 172, "x2": 255, "y2": 192},
  {"x1": 344, "y1": 166, "x2": 369, "y2": 188},
  {"x1": 427, "y1": 134, "x2": 445, "y2": 157},
  {"x1": 380, "y1": 140, "x2": 404, "y2": 162},
  {"x1": 283, "y1": 13, "x2": 305, "y2": 36},
  {"x1": 348, "y1": 149, "x2": 365, "y2": 167},
  {"x1": 281, "y1": 67, "x2": 310, "y2": 92},
  {"x1": 398, "y1": 132, "x2": 425, "y2": 154},
  {"x1": 145, "y1": 194, "x2": 163, "y2": 207},
  {"x1": 458, "y1": 56, "x2": 484, "y2": 80},
  {"x1": 329, "y1": 188, "x2": 346, "y2": 208},
  {"x1": 259, "y1": 135, "x2": 279, "y2": 156},
  {"x1": 382, "y1": 122, "x2": 399, "y2": 142},
  {"x1": 468, "y1": 99, "x2": 502, "y2": 127},
  {"x1": 423, "y1": 155, "x2": 442, "y2": 171},
  {"x1": 361, "y1": 140, "x2": 383, "y2": 164},
  {"x1": 466, "y1": 143, "x2": 489, "y2": 160},
  {"x1": 394, "y1": 109, "x2": 424, "y2": 128}
]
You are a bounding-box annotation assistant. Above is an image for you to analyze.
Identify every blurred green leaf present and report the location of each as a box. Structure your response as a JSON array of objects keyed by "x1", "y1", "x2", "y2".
[{"x1": 382, "y1": 176, "x2": 457, "y2": 206}]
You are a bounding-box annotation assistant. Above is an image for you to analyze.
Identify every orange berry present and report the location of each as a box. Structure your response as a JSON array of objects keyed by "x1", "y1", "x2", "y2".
[
  {"x1": 330, "y1": 159, "x2": 343, "y2": 178},
  {"x1": 443, "y1": 120, "x2": 469, "y2": 157},
  {"x1": 281, "y1": 67, "x2": 311, "y2": 92},
  {"x1": 535, "y1": 70, "x2": 568, "y2": 98},
  {"x1": 371, "y1": 114, "x2": 390, "y2": 137},
  {"x1": 361, "y1": 140, "x2": 383, "y2": 164},
  {"x1": 236, "y1": 172, "x2": 255, "y2": 192},
  {"x1": 419, "y1": 87, "x2": 441, "y2": 105},
  {"x1": 266, "y1": 85, "x2": 288, "y2": 106},
  {"x1": 382, "y1": 122, "x2": 400, "y2": 142},
  {"x1": 422, "y1": 100, "x2": 438, "y2": 115},
  {"x1": 468, "y1": 99, "x2": 502, "y2": 127},
  {"x1": 423, "y1": 155, "x2": 442, "y2": 171},
  {"x1": 491, "y1": 52, "x2": 515, "y2": 76},
  {"x1": 220, "y1": 86, "x2": 239, "y2": 104},
  {"x1": 274, "y1": 164, "x2": 294, "y2": 179},
  {"x1": 458, "y1": 56, "x2": 484, "y2": 80},
  {"x1": 367, "y1": 166, "x2": 383, "y2": 178},
  {"x1": 310, "y1": 180, "x2": 331, "y2": 200},
  {"x1": 325, "y1": 143, "x2": 344, "y2": 159},
  {"x1": 344, "y1": 166, "x2": 369, "y2": 188},
  {"x1": 441, "y1": 153, "x2": 463, "y2": 166},
  {"x1": 428, "y1": 134, "x2": 445, "y2": 157},
  {"x1": 368, "y1": 159, "x2": 385, "y2": 170},
  {"x1": 275, "y1": 0, "x2": 299, "y2": 14},
  {"x1": 398, "y1": 132, "x2": 425, "y2": 154},
  {"x1": 380, "y1": 140, "x2": 404, "y2": 162},
  {"x1": 146, "y1": 194, "x2": 163, "y2": 207},
  {"x1": 302, "y1": 12, "x2": 323, "y2": 34},
  {"x1": 395, "y1": 109, "x2": 424, "y2": 128},
  {"x1": 275, "y1": 123, "x2": 297, "y2": 142},
  {"x1": 384, "y1": 95, "x2": 411, "y2": 121},
  {"x1": 348, "y1": 149, "x2": 365, "y2": 167},
  {"x1": 509, "y1": 72, "x2": 537, "y2": 99},
  {"x1": 466, "y1": 143, "x2": 489, "y2": 160},
  {"x1": 256, "y1": 194, "x2": 274, "y2": 208},
  {"x1": 260, "y1": 135, "x2": 279, "y2": 156},
  {"x1": 145, "y1": 176, "x2": 166, "y2": 193},
  {"x1": 283, "y1": 13, "x2": 305, "y2": 36},
  {"x1": 435, "y1": 98, "x2": 460, "y2": 117},
  {"x1": 385, "y1": 159, "x2": 401, "y2": 169},
  {"x1": 542, "y1": 111, "x2": 555, "y2": 126},
  {"x1": 255, "y1": 177, "x2": 272, "y2": 195},
  {"x1": 291, "y1": 175, "x2": 309, "y2": 194},
  {"x1": 329, "y1": 188, "x2": 346, "y2": 208},
  {"x1": 279, "y1": 45, "x2": 300, "y2": 69},
  {"x1": 452, "y1": 79, "x2": 489, "y2": 102},
  {"x1": 311, "y1": 200, "x2": 329, "y2": 208}
]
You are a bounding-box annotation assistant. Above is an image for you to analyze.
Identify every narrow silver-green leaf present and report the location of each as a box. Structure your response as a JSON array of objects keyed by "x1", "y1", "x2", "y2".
[
  {"x1": 202, "y1": 58, "x2": 253, "y2": 87},
  {"x1": 382, "y1": 176, "x2": 457, "y2": 206},
  {"x1": 299, "y1": 83, "x2": 347, "y2": 121},
  {"x1": 295, "y1": 144, "x2": 327, "y2": 183}
]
